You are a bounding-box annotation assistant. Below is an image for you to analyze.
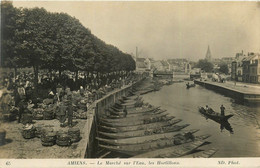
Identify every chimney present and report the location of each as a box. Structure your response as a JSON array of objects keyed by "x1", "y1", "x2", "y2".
[{"x1": 136, "y1": 47, "x2": 138, "y2": 58}]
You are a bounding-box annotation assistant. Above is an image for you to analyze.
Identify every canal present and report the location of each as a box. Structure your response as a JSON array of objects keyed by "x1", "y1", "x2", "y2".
[{"x1": 142, "y1": 79, "x2": 260, "y2": 157}]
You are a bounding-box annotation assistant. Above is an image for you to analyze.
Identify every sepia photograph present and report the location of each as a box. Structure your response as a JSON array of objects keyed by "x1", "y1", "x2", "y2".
[{"x1": 0, "y1": 0, "x2": 260, "y2": 167}]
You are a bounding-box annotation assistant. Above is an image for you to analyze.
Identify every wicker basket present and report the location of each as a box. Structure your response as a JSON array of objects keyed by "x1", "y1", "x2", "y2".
[
  {"x1": 41, "y1": 131, "x2": 56, "y2": 146},
  {"x1": 68, "y1": 127, "x2": 81, "y2": 143},
  {"x1": 22, "y1": 128, "x2": 36, "y2": 139},
  {"x1": 43, "y1": 109, "x2": 55, "y2": 120},
  {"x1": 56, "y1": 132, "x2": 71, "y2": 146},
  {"x1": 34, "y1": 114, "x2": 44, "y2": 120},
  {"x1": 21, "y1": 114, "x2": 33, "y2": 125}
]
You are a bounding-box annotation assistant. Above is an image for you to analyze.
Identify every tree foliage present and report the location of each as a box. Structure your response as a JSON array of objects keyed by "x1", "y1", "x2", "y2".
[
  {"x1": 219, "y1": 63, "x2": 229, "y2": 74},
  {"x1": 195, "y1": 59, "x2": 214, "y2": 72},
  {"x1": 1, "y1": 2, "x2": 136, "y2": 82}
]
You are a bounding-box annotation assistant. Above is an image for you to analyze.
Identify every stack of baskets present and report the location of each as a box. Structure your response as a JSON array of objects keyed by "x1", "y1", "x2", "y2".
[
  {"x1": 0, "y1": 129, "x2": 6, "y2": 146},
  {"x1": 21, "y1": 113, "x2": 33, "y2": 125},
  {"x1": 41, "y1": 128, "x2": 56, "y2": 146},
  {"x1": 34, "y1": 124, "x2": 44, "y2": 138},
  {"x1": 3, "y1": 113, "x2": 16, "y2": 122},
  {"x1": 22, "y1": 125, "x2": 36, "y2": 139},
  {"x1": 43, "y1": 106, "x2": 55, "y2": 120},
  {"x1": 68, "y1": 127, "x2": 81, "y2": 143},
  {"x1": 33, "y1": 108, "x2": 44, "y2": 120},
  {"x1": 74, "y1": 109, "x2": 87, "y2": 119},
  {"x1": 56, "y1": 131, "x2": 71, "y2": 147}
]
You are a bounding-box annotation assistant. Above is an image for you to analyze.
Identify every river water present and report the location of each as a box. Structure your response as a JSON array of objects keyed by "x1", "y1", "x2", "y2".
[{"x1": 142, "y1": 79, "x2": 260, "y2": 157}]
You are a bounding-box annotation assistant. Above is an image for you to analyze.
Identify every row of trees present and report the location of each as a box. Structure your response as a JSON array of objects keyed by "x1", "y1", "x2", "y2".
[
  {"x1": 1, "y1": 2, "x2": 136, "y2": 87},
  {"x1": 194, "y1": 59, "x2": 229, "y2": 74}
]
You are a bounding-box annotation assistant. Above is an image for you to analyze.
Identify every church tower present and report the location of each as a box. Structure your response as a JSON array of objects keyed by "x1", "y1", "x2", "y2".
[{"x1": 205, "y1": 45, "x2": 212, "y2": 61}]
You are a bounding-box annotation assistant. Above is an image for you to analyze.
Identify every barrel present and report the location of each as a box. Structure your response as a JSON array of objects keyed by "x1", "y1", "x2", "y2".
[
  {"x1": 56, "y1": 131, "x2": 71, "y2": 146},
  {"x1": 0, "y1": 129, "x2": 6, "y2": 146},
  {"x1": 68, "y1": 127, "x2": 81, "y2": 143}
]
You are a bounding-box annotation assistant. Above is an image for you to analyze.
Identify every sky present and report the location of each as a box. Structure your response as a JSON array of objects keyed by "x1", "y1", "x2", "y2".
[{"x1": 12, "y1": 1, "x2": 260, "y2": 61}]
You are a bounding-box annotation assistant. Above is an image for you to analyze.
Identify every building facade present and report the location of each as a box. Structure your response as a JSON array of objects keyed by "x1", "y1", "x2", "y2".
[{"x1": 242, "y1": 53, "x2": 259, "y2": 83}]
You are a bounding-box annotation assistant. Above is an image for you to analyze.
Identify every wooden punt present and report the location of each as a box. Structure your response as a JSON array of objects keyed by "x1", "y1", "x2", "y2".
[
  {"x1": 99, "y1": 134, "x2": 210, "y2": 156},
  {"x1": 109, "y1": 106, "x2": 160, "y2": 114},
  {"x1": 100, "y1": 110, "x2": 168, "y2": 122},
  {"x1": 198, "y1": 106, "x2": 233, "y2": 122},
  {"x1": 98, "y1": 124, "x2": 190, "y2": 139},
  {"x1": 96, "y1": 129, "x2": 199, "y2": 145},
  {"x1": 132, "y1": 139, "x2": 206, "y2": 158},
  {"x1": 180, "y1": 148, "x2": 218, "y2": 158},
  {"x1": 99, "y1": 119, "x2": 182, "y2": 133},
  {"x1": 100, "y1": 116, "x2": 174, "y2": 127},
  {"x1": 107, "y1": 109, "x2": 166, "y2": 119}
]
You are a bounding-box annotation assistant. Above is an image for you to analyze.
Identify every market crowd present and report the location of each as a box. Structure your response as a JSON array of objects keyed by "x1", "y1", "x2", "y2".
[{"x1": 0, "y1": 70, "x2": 142, "y2": 126}]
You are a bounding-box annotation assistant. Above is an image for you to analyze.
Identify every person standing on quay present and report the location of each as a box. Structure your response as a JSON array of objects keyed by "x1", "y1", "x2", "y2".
[
  {"x1": 67, "y1": 94, "x2": 73, "y2": 127},
  {"x1": 123, "y1": 106, "x2": 127, "y2": 117},
  {"x1": 59, "y1": 102, "x2": 67, "y2": 127},
  {"x1": 220, "y1": 105, "x2": 225, "y2": 116},
  {"x1": 17, "y1": 98, "x2": 27, "y2": 123}
]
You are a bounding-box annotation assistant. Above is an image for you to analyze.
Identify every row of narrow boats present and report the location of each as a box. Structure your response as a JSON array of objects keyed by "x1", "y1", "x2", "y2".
[{"x1": 96, "y1": 86, "x2": 217, "y2": 158}]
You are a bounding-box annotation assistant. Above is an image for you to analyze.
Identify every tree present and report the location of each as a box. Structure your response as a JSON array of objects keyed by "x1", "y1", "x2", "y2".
[
  {"x1": 219, "y1": 63, "x2": 229, "y2": 74},
  {"x1": 1, "y1": 2, "x2": 25, "y2": 79},
  {"x1": 195, "y1": 59, "x2": 214, "y2": 72},
  {"x1": 2, "y1": 3, "x2": 136, "y2": 84}
]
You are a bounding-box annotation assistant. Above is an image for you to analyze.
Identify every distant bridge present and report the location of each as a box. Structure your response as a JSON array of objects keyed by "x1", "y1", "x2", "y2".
[{"x1": 153, "y1": 70, "x2": 173, "y2": 78}]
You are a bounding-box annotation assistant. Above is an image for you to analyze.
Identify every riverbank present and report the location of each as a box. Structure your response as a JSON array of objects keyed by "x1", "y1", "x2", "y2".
[{"x1": 194, "y1": 80, "x2": 260, "y2": 103}]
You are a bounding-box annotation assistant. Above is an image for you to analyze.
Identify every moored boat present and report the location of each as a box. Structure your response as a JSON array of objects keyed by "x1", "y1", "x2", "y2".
[
  {"x1": 134, "y1": 88, "x2": 154, "y2": 95},
  {"x1": 100, "y1": 116, "x2": 174, "y2": 127},
  {"x1": 107, "y1": 109, "x2": 166, "y2": 119},
  {"x1": 109, "y1": 106, "x2": 160, "y2": 114},
  {"x1": 186, "y1": 83, "x2": 195, "y2": 89},
  {"x1": 132, "y1": 139, "x2": 206, "y2": 158},
  {"x1": 96, "y1": 129, "x2": 199, "y2": 145},
  {"x1": 180, "y1": 148, "x2": 218, "y2": 158},
  {"x1": 100, "y1": 110, "x2": 168, "y2": 122},
  {"x1": 98, "y1": 124, "x2": 190, "y2": 139},
  {"x1": 99, "y1": 119, "x2": 182, "y2": 133},
  {"x1": 99, "y1": 134, "x2": 210, "y2": 156}
]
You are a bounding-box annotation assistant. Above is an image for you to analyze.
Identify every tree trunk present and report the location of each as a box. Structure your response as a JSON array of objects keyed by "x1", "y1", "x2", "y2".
[
  {"x1": 75, "y1": 71, "x2": 78, "y2": 81},
  {"x1": 59, "y1": 69, "x2": 61, "y2": 78},
  {"x1": 33, "y1": 65, "x2": 39, "y2": 90},
  {"x1": 14, "y1": 67, "x2": 17, "y2": 84}
]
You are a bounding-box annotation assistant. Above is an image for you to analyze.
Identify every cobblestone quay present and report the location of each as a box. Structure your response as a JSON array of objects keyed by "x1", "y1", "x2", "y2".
[{"x1": 194, "y1": 80, "x2": 260, "y2": 103}]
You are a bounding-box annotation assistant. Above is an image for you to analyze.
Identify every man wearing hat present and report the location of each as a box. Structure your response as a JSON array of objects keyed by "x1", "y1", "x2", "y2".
[
  {"x1": 66, "y1": 94, "x2": 74, "y2": 127},
  {"x1": 17, "y1": 98, "x2": 27, "y2": 123},
  {"x1": 58, "y1": 101, "x2": 67, "y2": 127}
]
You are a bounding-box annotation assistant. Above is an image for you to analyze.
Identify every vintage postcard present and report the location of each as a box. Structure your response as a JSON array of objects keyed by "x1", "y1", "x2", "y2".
[{"x1": 0, "y1": 1, "x2": 260, "y2": 167}]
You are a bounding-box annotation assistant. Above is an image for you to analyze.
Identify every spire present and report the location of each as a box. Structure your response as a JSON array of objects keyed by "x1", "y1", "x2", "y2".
[{"x1": 205, "y1": 45, "x2": 212, "y2": 61}]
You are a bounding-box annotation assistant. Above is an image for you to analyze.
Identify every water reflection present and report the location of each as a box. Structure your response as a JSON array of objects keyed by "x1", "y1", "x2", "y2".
[
  {"x1": 200, "y1": 113, "x2": 234, "y2": 134},
  {"x1": 220, "y1": 121, "x2": 234, "y2": 134}
]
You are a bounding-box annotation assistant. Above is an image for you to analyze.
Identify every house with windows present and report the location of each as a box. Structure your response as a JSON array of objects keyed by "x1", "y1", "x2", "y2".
[
  {"x1": 242, "y1": 53, "x2": 260, "y2": 83},
  {"x1": 135, "y1": 58, "x2": 152, "y2": 72}
]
